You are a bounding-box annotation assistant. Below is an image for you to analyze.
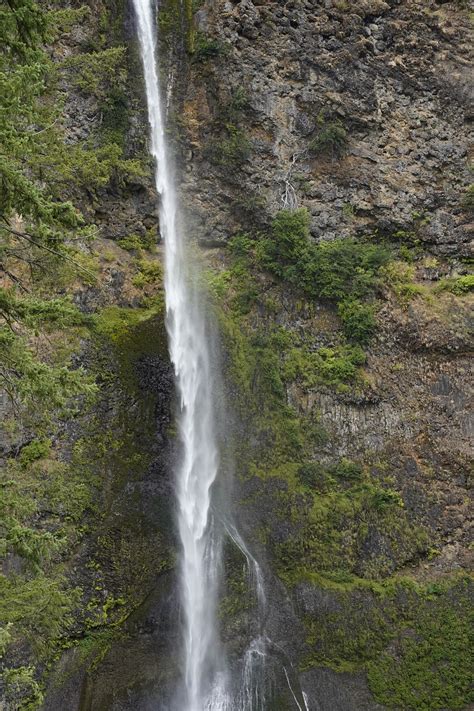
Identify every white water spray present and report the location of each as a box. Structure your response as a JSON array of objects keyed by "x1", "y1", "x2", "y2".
[{"x1": 131, "y1": 2, "x2": 226, "y2": 709}]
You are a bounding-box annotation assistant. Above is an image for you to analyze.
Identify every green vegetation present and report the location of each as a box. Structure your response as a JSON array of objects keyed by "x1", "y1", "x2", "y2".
[
  {"x1": 117, "y1": 231, "x2": 156, "y2": 252},
  {"x1": 296, "y1": 572, "x2": 474, "y2": 709},
  {"x1": 0, "y1": 289, "x2": 96, "y2": 412},
  {"x1": 132, "y1": 258, "x2": 163, "y2": 289},
  {"x1": 0, "y1": 441, "x2": 94, "y2": 705},
  {"x1": 2, "y1": 665, "x2": 45, "y2": 710},
  {"x1": 300, "y1": 573, "x2": 473, "y2": 709},
  {"x1": 208, "y1": 124, "x2": 251, "y2": 166},
  {"x1": 0, "y1": 3, "x2": 169, "y2": 706},
  {"x1": 276, "y1": 461, "x2": 428, "y2": 584},
  {"x1": 337, "y1": 299, "x2": 376, "y2": 345},
  {"x1": 380, "y1": 260, "x2": 427, "y2": 305},
  {"x1": 0, "y1": 1, "x2": 81, "y2": 276},
  {"x1": 1, "y1": 302, "x2": 171, "y2": 707},
  {"x1": 0, "y1": 0, "x2": 149, "y2": 413},
  {"x1": 231, "y1": 208, "x2": 389, "y2": 345},
  {"x1": 309, "y1": 116, "x2": 348, "y2": 158},
  {"x1": 61, "y1": 47, "x2": 126, "y2": 98},
  {"x1": 283, "y1": 344, "x2": 366, "y2": 388},
  {"x1": 207, "y1": 207, "x2": 474, "y2": 710},
  {"x1": 435, "y1": 274, "x2": 474, "y2": 295},
  {"x1": 158, "y1": 0, "x2": 201, "y2": 55},
  {"x1": 260, "y1": 209, "x2": 389, "y2": 302},
  {"x1": 210, "y1": 259, "x2": 468, "y2": 710},
  {"x1": 367, "y1": 585, "x2": 474, "y2": 710},
  {"x1": 192, "y1": 33, "x2": 222, "y2": 62}
]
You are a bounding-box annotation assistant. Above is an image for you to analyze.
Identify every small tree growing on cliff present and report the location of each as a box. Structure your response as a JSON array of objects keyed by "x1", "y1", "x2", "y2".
[{"x1": 309, "y1": 113, "x2": 348, "y2": 160}]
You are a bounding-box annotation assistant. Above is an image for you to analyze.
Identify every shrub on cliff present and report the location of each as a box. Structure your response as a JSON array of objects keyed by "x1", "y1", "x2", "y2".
[
  {"x1": 260, "y1": 209, "x2": 389, "y2": 303},
  {"x1": 309, "y1": 118, "x2": 348, "y2": 159},
  {"x1": 338, "y1": 299, "x2": 377, "y2": 345}
]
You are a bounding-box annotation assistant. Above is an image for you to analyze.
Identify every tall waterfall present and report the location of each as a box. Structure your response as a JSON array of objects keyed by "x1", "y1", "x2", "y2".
[{"x1": 132, "y1": 1, "x2": 227, "y2": 708}]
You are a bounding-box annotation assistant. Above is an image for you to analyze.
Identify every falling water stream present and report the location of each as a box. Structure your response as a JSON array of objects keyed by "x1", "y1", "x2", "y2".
[
  {"x1": 132, "y1": 1, "x2": 227, "y2": 708},
  {"x1": 132, "y1": 2, "x2": 311, "y2": 710}
]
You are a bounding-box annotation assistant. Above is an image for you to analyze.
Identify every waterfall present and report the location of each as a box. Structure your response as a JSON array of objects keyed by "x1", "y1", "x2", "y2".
[
  {"x1": 131, "y1": 3, "x2": 312, "y2": 710},
  {"x1": 131, "y1": 2, "x2": 227, "y2": 709}
]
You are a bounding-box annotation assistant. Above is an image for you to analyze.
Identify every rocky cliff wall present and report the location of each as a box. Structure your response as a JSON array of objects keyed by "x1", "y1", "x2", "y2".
[{"x1": 170, "y1": 0, "x2": 474, "y2": 709}]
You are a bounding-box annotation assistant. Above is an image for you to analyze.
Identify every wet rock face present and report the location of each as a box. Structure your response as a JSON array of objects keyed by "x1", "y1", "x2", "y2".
[{"x1": 178, "y1": 0, "x2": 472, "y2": 255}]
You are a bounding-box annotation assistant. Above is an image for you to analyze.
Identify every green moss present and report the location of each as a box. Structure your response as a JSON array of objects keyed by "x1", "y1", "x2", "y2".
[
  {"x1": 75, "y1": 627, "x2": 125, "y2": 671},
  {"x1": 300, "y1": 573, "x2": 473, "y2": 709},
  {"x1": 1, "y1": 300, "x2": 172, "y2": 700},
  {"x1": 204, "y1": 210, "x2": 472, "y2": 710},
  {"x1": 367, "y1": 579, "x2": 474, "y2": 709},
  {"x1": 92, "y1": 303, "x2": 166, "y2": 368},
  {"x1": 283, "y1": 343, "x2": 366, "y2": 389},
  {"x1": 219, "y1": 542, "x2": 254, "y2": 623},
  {"x1": 1, "y1": 665, "x2": 44, "y2": 711},
  {"x1": 273, "y1": 460, "x2": 429, "y2": 586},
  {"x1": 132, "y1": 258, "x2": 163, "y2": 288},
  {"x1": 158, "y1": 0, "x2": 197, "y2": 54}
]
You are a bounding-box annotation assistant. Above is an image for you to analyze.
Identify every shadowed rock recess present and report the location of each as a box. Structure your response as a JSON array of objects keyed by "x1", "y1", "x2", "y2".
[{"x1": 0, "y1": 0, "x2": 472, "y2": 710}]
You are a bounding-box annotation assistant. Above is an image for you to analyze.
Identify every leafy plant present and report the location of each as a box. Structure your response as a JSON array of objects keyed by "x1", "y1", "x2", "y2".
[
  {"x1": 192, "y1": 33, "x2": 222, "y2": 62},
  {"x1": 309, "y1": 117, "x2": 348, "y2": 158},
  {"x1": 132, "y1": 259, "x2": 162, "y2": 288},
  {"x1": 260, "y1": 209, "x2": 389, "y2": 304},
  {"x1": 117, "y1": 231, "x2": 156, "y2": 252},
  {"x1": 60, "y1": 47, "x2": 127, "y2": 99},
  {"x1": 435, "y1": 274, "x2": 474, "y2": 295},
  {"x1": 283, "y1": 344, "x2": 366, "y2": 388},
  {"x1": 19, "y1": 439, "x2": 51, "y2": 467},
  {"x1": 338, "y1": 299, "x2": 376, "y2": 345}
]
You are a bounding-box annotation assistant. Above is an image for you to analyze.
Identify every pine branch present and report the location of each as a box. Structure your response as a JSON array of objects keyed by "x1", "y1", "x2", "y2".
[{"x1": 1, "y1": 225, "x2": 98, "y2": 282}]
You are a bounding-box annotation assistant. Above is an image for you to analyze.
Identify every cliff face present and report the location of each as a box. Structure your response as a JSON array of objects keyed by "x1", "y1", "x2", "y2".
[
  {"x1": 172, "y1": 0, "x2": 473, "y2": 708},
  {"x1": 1, "y1": 0, "x2": 473, "y2": 710},
  {"x1": 180, "y1": 0, "x2": 473, "y2": 254}
]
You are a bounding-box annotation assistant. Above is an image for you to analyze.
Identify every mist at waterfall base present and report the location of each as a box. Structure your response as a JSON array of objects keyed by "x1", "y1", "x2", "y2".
[{"x1": 131, "y1": 2, "x2": 309, "y2": 709}]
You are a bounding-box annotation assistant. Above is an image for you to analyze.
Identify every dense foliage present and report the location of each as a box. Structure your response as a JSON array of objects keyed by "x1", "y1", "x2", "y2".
[
  {"x1": 0, "y1": 1, "x2": 87, "y2": 411},
  {"x1": 0, "y1": 3, "x2": 154, "y2": 707},
  {"x1": 231, "y1": 208, "x2": 389, "y2": 345},
  {"x1": 0, "y1": 0, "x2": 144, "y2": 411},
  {"x1": 260, "y1": 209, "x2": 389, "y2": 301}
]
